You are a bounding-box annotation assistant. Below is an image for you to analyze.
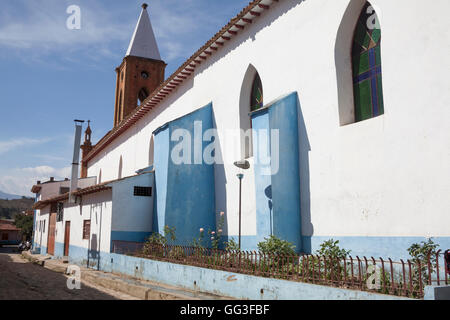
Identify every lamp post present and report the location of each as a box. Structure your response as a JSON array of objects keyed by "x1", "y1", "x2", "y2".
[{"x1": 233, "y1": 160, "x2": 250, "y2": 250}]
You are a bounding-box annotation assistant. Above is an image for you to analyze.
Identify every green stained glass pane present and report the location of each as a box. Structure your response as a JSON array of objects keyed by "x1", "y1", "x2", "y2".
[
  {"x1": 352, "y1": 1, "x2": 385, "y2": 122},
  {"x1": 377, "y1": 74, "x2": 384, "y2": 115},
  {"x1": 374, "y1": 46, "x2": 382, "y2": 67},
  {"x1": 250, "y1": 73, "x2": 263, "y2": 111},
  {"x1": 371, "y1": 28, "x2": 381, "y2": 44},
  {"x1": 353, "y1": 51, "x2": 370, "y2": 76},
  {"x1": 354, "y1": 22, "x2": 368, "y2": 48},
  {"x1": 354, "y1": 79, "x2": 372, "y2": 122}
]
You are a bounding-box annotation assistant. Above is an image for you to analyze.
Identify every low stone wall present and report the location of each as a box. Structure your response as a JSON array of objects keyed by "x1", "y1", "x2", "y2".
[{"x1": 78, "y1": 250, "x2": 410, "y2": 300}]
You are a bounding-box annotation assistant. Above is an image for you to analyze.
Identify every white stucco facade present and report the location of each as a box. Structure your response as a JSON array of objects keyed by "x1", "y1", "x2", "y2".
[{"x1": 84, "y1": 0, "x2": 449, "y2": 246}]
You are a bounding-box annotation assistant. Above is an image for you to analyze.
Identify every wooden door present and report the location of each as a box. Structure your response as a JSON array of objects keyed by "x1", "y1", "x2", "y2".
[
  {"x1": 64, "y1": 221, "x2": 71, "y2": 256},
  {"x1": 47, "y1": 212, "x2": 56, "y2": 255}
]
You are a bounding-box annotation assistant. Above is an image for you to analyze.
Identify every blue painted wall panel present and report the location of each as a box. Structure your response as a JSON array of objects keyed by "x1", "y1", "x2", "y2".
[
  {"x1": 251, "y1": 110, "x2": 273, "y2": 245},
  {"x1": 251, "y1": 92, "x2": 302, "y2": 251},
  {"x1": 153, "y1": 104, "x2": 216, "y2": 245},
  {"x1": 269, "y1": 93, "x2": 302, "y2": 250},
  {"x1": 153, "y1": 125, "x2": 170, "y2": 233}
]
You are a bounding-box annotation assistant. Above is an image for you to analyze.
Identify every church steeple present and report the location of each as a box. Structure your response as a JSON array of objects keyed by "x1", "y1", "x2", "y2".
[
  {"x1": 113, "y1": 3, "x2": 166, "y2": 127},
  {"x1": 80, "y1": 121, "x2": 93, "y2": 179},
  {"x1": 126, "y1": 3, "x2": 161, "y2": 61}
]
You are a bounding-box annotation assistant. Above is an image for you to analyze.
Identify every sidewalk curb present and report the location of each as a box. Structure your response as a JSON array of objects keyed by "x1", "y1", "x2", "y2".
[{"x1": 21, "y1": 251, "x2": 227, "y2": 300}]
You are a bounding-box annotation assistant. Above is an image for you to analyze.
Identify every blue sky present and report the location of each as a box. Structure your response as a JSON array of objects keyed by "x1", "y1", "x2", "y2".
[{"x1": 0, "y1": 0, "x2": 250, "y2": 196}]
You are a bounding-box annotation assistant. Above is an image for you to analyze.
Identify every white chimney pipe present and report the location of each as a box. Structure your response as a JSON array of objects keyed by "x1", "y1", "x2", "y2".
[{"x1": 69, "y1": 120, "x2": 84, "y2": 204}]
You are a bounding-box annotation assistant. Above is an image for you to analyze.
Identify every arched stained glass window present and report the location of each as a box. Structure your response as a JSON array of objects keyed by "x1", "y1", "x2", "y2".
[
  {"x1": 250, "y1": 73, "x2": 263, "y2": 112},
  {"x1": 352, "y1": 2, "x2": 384, "y2": 122}
]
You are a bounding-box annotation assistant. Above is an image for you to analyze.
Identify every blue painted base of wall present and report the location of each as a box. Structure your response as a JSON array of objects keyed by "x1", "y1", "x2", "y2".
[
  {"x1": 111, "y1": 231, "x2": 151, "y2": 244},
  {"x1": 223, "y1": 235, "x2": 450, "y2": 261},
  {"x1": 54, "y1": 242, "x2": 64, "y2": 258},
  {"x1": 303, "y1": 236, "x2": 450, "y2": 261},
  {"x1": 51, "y1": 235, "x2": 450, "y2": 264}
]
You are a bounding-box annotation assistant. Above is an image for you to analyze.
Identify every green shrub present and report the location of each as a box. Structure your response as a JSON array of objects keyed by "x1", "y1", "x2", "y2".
[
  {"x1": 315, "y1": 239, "x2": 351, "y2": 260},
  {"x1": 225, "y1": 238, "x2": 239, "y2": 251},
  {"x1": 298, "y1": 239, "x2": 352, "y2": 283},
  {"x1": 257, "y1": 235, "x2": 296, "y2": 256},
  {"x1": 142, "y1": 225, "x2": 176, "y2": 256}
]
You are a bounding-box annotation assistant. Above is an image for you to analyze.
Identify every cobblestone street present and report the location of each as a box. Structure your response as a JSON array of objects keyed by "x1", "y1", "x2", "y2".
[{"x1": 0, "y1": 246, "x2": 133, "y2": 300}]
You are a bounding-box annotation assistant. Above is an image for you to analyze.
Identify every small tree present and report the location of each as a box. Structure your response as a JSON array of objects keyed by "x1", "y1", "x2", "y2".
[
  {"x1": 408, "y1": 238, "x2": 440, "y2": 289},
  {"x1": 14, "y1": 214, "x2": 33, "y2": 240}
]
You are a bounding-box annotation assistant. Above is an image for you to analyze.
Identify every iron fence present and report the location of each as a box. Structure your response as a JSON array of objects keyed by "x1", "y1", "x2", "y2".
[{"x1": 112, "y1": 241, "x2": 449, "y2": 299}]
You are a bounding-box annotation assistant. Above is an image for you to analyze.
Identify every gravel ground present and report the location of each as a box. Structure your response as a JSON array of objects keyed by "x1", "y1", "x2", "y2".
[{"x1": 0, "y1": 246, "x2": 136, "y2": 300}]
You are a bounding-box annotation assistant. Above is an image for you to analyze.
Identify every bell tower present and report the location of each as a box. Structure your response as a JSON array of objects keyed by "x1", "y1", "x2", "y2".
[
  {"x1": 80, "y1": 121, "x2": 93, "y2": 179},
  {"x1": 114, "y1": 3, "x2": 166, "y2": 127}
]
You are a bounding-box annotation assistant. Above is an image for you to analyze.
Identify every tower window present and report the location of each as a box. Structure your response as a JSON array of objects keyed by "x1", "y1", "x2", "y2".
[
  {"x1": 250, "y1": 73, "x2": 263, "y2": 112},
  {"x1": 138, "y1": 88, "x2": 149, "y2": 105},
  {"x1": 141, "y1": 71, "x2": 149, "y2": 79},
  {"x1": 118, "y1": 90, "x2": 123, "y2": 122},
  {"x1": 352, "y1": 2, "x2": 384, "y2": 122}
]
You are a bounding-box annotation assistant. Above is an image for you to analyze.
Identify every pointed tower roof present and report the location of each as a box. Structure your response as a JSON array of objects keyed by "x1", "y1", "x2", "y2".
[{"x1": 126, "y1": 3, "x2": 161, "y2": 60}]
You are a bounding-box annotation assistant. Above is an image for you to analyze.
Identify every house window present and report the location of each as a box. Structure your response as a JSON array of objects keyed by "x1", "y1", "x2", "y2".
[
  {"x1": 2, "y1": 233, "x2": 8, "y2": 241},
  {"x1": 250, "y1": 73, "x2": 263, "y2": 112},
  {"x1": 134, "y1": 186, "x2": 152, "y2": 197},
  {"x1": 352, "y1": 2, "x2": 384, "y2": 122},
  {"x1": 50, "y1": 202, "x2": 57, "y2": 213},
  {"x1": 82, "y1": 220, "x2": 91, "y2": 240},
  {"x1": 56, "y1": 202, "x2": 64, "y2": 222},
  {"x1": 60, "y1": 187, "x2": 70, "y2": 195},
  {"x1": 43, "y1": 221, "x2": 45, "y2": 233}
]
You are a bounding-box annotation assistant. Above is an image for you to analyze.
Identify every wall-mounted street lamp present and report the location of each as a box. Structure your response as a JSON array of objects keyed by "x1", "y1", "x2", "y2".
[{"x1": 233, "y1": 160, "x2": 250, "y2": 250}]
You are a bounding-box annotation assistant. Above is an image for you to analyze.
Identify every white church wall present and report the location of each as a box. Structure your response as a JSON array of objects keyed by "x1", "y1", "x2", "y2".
[{"x1": 86, "y1": 0, "x2": 450, "y2": 256}]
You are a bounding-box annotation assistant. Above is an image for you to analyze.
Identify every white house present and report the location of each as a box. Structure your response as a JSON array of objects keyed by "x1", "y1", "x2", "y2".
[{"x1": 32, "y1": 0, "x2": 450, "y2": 265}]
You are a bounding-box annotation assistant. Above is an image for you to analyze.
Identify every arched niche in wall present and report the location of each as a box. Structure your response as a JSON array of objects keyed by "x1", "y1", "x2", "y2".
[
  {"x1": 148, "y1": 134, "x2": 155, "y2": 167},
  {"x1": 118, "y1": 155, "x2": 123, "y2": 179},
  {"x1": 98, "y1": 169, "x2": 102, "y2": 184},
  {"x1": 239, "y1": 64, "x2": 263, "y2": 159},
  {"x1": 335, "y1": 0, "x2": 381, "y2": 125}
]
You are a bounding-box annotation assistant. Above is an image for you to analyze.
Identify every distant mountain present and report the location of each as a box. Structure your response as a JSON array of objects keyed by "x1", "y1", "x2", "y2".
[
  {"x1": 0, "y1": 197, "x2": 34, "y2": 220},
  {"x1": 0, "y1": 190, "x2": 23, "y2": 200}
]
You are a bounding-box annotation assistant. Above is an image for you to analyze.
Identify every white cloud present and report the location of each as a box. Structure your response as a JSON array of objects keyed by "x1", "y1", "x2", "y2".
[
  {"x1": 0, "y1": 137, "x2": 52, "y2": 154},
  {"x1": 0, "y1": 0, "x2": 132, "y2": 60},
  {"x1": 0, "y1": 165, "x2": 71, "y2": 196}
]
